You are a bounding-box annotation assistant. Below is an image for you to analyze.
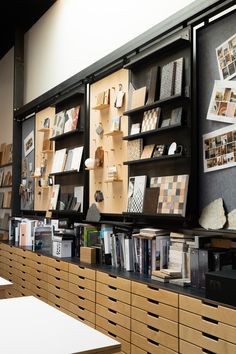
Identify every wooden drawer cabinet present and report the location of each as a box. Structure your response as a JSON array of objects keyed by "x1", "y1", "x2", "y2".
[
  {"x1": 97, "y1": 293, "x2": 131, "y2": 317},
  {"x1": 97, "y1": 271, "x2": 130, "y2": 292},
  {"x1": 96, "y1": 281, "x2": 130, "y2": 304},
  {"x1": 132, "y1": 282, "x2": 178, "y2": 307},
  {"x1": 47, "y1": 257, "x2": 68, "y2": 271},
  {"x1": 96, "y1": 303, "x2": 130, "y2": 329},
  {"x1": 69, "y1": 263, "x2": 95, "y2": 280},
  {"x1": 69, "y1": 273, "x2": 95, "y2": 291},
  {"x1": 131, "y1": 332, "x2": 177, "y2": 354},
  {"x1": 96, "y1": 325, "x2": 130, "y2": 354},
  {"x1": 179, "y1": 324, "x2": 236, "y2": 354},
  {"x1": 131, "y1": 306, "x2": 178, "y2": 337},
  {"x1": 68, "y1": 281, "x2": 95, "y2": 302},
  {"x1": 179, "y1": 294, "x2": 236, "y2": 327}
]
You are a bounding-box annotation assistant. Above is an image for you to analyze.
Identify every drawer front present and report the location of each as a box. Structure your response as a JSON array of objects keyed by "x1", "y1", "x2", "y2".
[
  {"x1": 24, "y1": 251, "x2": 48, "y2": 265},
  {"x1": 48, "y1": 283, "x2": 69, "y2": 298},
  {"x1": 131, "y1": 318, "x2": 178, "y2": 351},
  {"x1": 68, "y1": 282, "x2": 95, "y2": 302},
  {"x1": 47, "y1": 257, "x2": 68, "y2": 271},
  {"x1": 7, "y1": 251, "x2": 19, "y2": 262},
  {"x1": 97, "y1": 282, "x2": 131, "y2": 304},
  {"x1": 179, "y1": 324, "x2": 236, "y2": 354},
  {"x1": 179, "y1": 309, "x2": 236, "y2": 344},
  {"x1": 69, "y1": 273, "x2": 95, "y2": 291},
  {"x1": 131, "y1": 306, "x2": 178, "y2": 337},
  {"x1": 132, "y1": 281, "x2": 178, "y2": 307},
  {"x1": 97, "y1": 271, "x2": 131, "y2": 291},
  {"x1": 96, "y1": 325, "x2": 130, "y2": 354},
  {"x1": 31, "y1": 277, "x2": 48, "y2": 291},
  {"x1": 96, "y1": 303, "x2": 130, "y2": 329},
  {"x1": 179, "y1": 294, "x2": 236, "y2": 327},
  {"x1": 30, "y1": 260, "x2": 48, "y2": 273},
  {"x1": 131, "y1": 331, "x2": 177, "y2": 354},
  {"x1": 13, "y1": 247, "x2": 27, "y2": 257},
  {"x1": 47, "y1": 266, "x2": 68, "y2": 281},
  {"x1": 5, "y1": 287, "x2": 22, "y2": 299},
  {"x1": 30, "y1": 268, "x2": 48, "y2": 282},
  {"x1": 0, "y1": 243, "x2": 12, "y2": 251},
  {"x1": 66, "y1": 291, "x2": 95, "y2": 312},
  {"x1": 69, "y1": 263, "x2": 95, "y2": 280},
  {"x1": 69, "y1": 302, "x2": 95, "y2": 324},
  {"x1": 97, "y1": 293, "x2": 131, "y2": 317},
  {"x1": 179, "y1": 340, "x2": 204, "y2": 354},
  {"x1": 132, "y1": 294, "x2": 178, "y2": 322},
  {"x1": 30, "y1": 283, "x2": 48, "y2": 300},
  {"x1": 63, "y1": 309, "x2": 95, "y2": 328},
  {"x1": 47, "y1": 274, "x2": 68, "y2": 290},
  {"x1": 96, "y1": 314, "x2": 130, "y2": 342},
  {"x1": 17, "y1": 284, "x2": 33, "y2": 296},
  {"x1": 47, "y1": 292, "x2": 70, "y2": 310},
  {"x1": 131, "y1": 345, "x2": 146, "y2": 354}
]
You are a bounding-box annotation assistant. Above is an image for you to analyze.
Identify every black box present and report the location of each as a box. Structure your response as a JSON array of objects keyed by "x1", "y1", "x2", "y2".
[{"x1": 205, "y1": 269, "x2": 236, "y2": 307}]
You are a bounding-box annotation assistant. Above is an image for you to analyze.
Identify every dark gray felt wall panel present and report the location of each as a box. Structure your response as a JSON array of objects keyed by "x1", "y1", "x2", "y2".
[{"x1": 197, "y1": 11, "x2": 236, "y2": 215}]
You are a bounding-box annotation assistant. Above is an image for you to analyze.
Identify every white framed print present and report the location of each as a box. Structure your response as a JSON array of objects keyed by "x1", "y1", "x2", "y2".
[
  {"x1": 203, "y1": 124, "x2": 236, "y2": 173},
  {"x1": 216, "y1": 33, "x2": 236, "y2": 80},
  {"x1": 24, "y1": 131, "x2": 34, "y2": 157},
  {"x1": 207, "y1": 80, "x2": 236, "y2": 124}
]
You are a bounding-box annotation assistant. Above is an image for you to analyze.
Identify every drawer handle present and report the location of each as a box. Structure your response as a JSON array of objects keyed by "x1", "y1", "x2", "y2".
[
  {"x1": 56, "y1": 295, "x2": 60, "y2": 299},
  {"x1": 37, "y1": 262, "x2": 41, "y2": 265},
  {"x1": 56, "y1": 286, "x2": 60, "y2": 290},
  {"x1": 108, "y1": 320, "x2": 116, "y2": 326},
  {"x1": 148, "y1": 298, "x2": 159, "y2": 305},
  {"x1": 78, "y1": 305, "x2": 85, "y2": 311},
  {"x1": 202, "y1": 332, "x2": 218, "y2": 341},
  {"x1": 79, "y1": 296, "x2": 85, "y2": 300},
  {"x1": 79, "y1": 265, "x2": 85, "y2": 269},
  {"x1": 37, "y1": 286, "x2": 41, "y2": 290},
  {"x1": 108, "y1": 274, "x2": 117, "y2": 279},
  {"x1": 108, "y1": 308, "x2": 117, "y2": 314},
  {"x1": 108, "y1": 285, "x2": 117, "y2": 290},
  {"x1": 56, "y1": 277, "x2": 60, "y2": 281},
  {"x1": 56, "y1": 304, "x2": 60, "y2": 308},
  {"x1": 202, "y1": 300, "x2": 218, "y2": 308},
  {"x1": 108, "y1": 297, "x2": 117, "y2": 302},
  {"x1": 78, "y1": 316, "x2": 84, "y2": 321},
  {"x1": 79, "y1": 275, "x2": 85, "y2": 280},
  {"x1": 202, "y1": 349, "x2": 216, "y2": 354},
  {"x1": 148, "y1": 285, "x2": 159, "y2": 291},
  {"x1": 147, "y1": 339, "x2": 159, "y2": 346},
  {"x1": 202, "y1": 316, "x2": 218, "y2": 324},
  {"x1": 79, "y1": 286, "x2": 85, "y2": 290},
  {"x1": 147, "y1": 325, "x2": 159, "y2": 332},
  {"x1": 37, "y1": 278, "x2": 41, "y2": 281},
  {"x1": 148, "y1": 312, "x2": 159, "y2": 319},
  {"x1": 108, "y1": 331, "x2": 116, "y2": 338},
  {"x1": 55, "y1": 268, "x2": 60, "y2": 272},
  {"x1": 22, "y1": 285, "x2": 26, "y2": 289}
]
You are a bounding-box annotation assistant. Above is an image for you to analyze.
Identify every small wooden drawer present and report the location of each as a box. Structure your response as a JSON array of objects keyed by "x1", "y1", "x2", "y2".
[
  {"x1": 30, "y1": 268, "x2": 48, "y2": 282},
  {"x1": 97, "y1": 293, "x2": 131, "y2": 317},
  {"x1": 96, "y1": 303, "x2": 130, "y2": 329},
  {"x1": 31, "y1": 277, "x2": 48, "y2": 291},
  {"x1": 131, "y1": 318, "x2": 178, "y2": 351},
  {"x1": 179, "y1": 324, "x2": 236, "y2": 354},
  {"x1": 132, "y1": 294, "x2": 178, "y2": 322},
  {"x1": 69, "y1": 273, "x2": 95, "y2": 291},
  {"x1": 30, "y1": 283, "x2": 48, "y2": 299},
  {"x1": 17, "y1": 284, "x2": 32, "y2": 296},
  {"x1": 7, "y1": 251, "x2": 19, "y2": 262},
  {"x1": 0, "y1": 243, "x2": 11, "y2": 251},
  {"x1": 96, "y1": 325, "x2": 130, "y2": 354},
  {"x1": 179, "y1": 294, "x2": 236, "y2": 327},
  {"x1": 69, "y1": 263, "x2": 95, "y2": 280},
  {"x1": 131, "y1": 344, "x2": 146, "y2": 354},
  {"x1": 69, "y1": 302, "x2": 95, "y2": 324},
  {"x1": 64, "y1": 309, "x2": 95, "y2": 328},
  {"x1": 131, "y1": 331, "x2": 177, "y2": 354},
  {"x1": 68, "y1": 282, "x2": 95, "y2": 302},
  {"x1": 179, "y1": 309, "x2": 236, "y2": 344},
  {"x1": 66, "y1": 291, "x2": 95, "y2": 312},
  {"x1": 179, "y1": 340, "x2": 205, "y2": 354},
  {"x1": 25, "y1": 251, "x2": 48, "y2": 265},
  {"x1": 47, "y1": 292, "x2": 70, "y2": 310},
  {"x1": 131, "y1": 306, "x2": 178, "y2": 337},
  {"x1": 132, "y1": 281, "x2": 178, "y2": 307},
  {"x1": 5, "y1": 288, "x2": 22, "y2": 299},
  {"x1": 48, "y1": 266, "x2": 68, "y2": 281},
  {"x1": 19, "y1": 257, "x2": 34, "y2": 268},
  {"x1": 47, "y1": 257, "x2": 68, "y2": 271},
  {"x1": 96, "y1": 282, "x2": 131, "y2": 304},
  {"x1": 47, "y1": 274, "x2": 68, "y2": 290},
  {"x1": 48, "y1": 283, "x2": 68, "y2": 298},
  {"x1": 97, "y1": 271, "x2": 131, "y2": 292},
  {"x1": 30, "y1": 259, "x2": 48, "y2": 273},
  {"x1": 96, "y1": 314, "x2": 130, "y2": 342},
  {"x1": 13, "y1": 247, "x2": 27, "y2": 256}
]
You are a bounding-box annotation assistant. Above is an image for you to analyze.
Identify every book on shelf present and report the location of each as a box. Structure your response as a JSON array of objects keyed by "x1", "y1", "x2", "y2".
[
  {"x1": 49, "y1": 184, "x2": 60, "y2": 210},
  {"x1": 110, "y1": 116, "x2": 121, "y2": 131},
  {"x1": 52, "y1": 111, "x2": 66, "y2": 137},
  {"x1": 127, "y1": 139, "x2": 143, "y2": 161},
  {"x1": 142, "y1": 188, "x2": 159, "y2": 214},
  {"x1": 159, "y1": 57, "x2": 183, "y2": 99},
  {"x1": 127, "y1": 175, "x2": 147, "y2": 213},
  {"x1": 70, "y1": 146, "x2": 83, "y2": 171},
  {"x1": 74, "y1": 186, "x2": 84, "y2": 212},
  {"x1": 130, "y1": 87, "x2": 146, "y2": 109},
  {"x1": 130, "y1": 123, "x2": 140, "y2": 135},
  {"x1": 51, "y1": 148, "x2": 67, "y2": 173},
  {"x1": 140, "y1": 144, "x2": 155, "y2": 159},
  {"x1": 141, "y1": 108, "x2": 161, "y2": 132},
  {"x1": 64, "y1": 105, "x2": 80, "y2": 133}
]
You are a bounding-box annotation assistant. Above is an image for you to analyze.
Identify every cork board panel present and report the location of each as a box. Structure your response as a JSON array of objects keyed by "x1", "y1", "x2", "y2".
[
  {"x1": 89, "y1": 69, "x2": 129, "y2": 214},
  {"x1": 34, "y1": 107, "x2": 55, "y2": 211}
]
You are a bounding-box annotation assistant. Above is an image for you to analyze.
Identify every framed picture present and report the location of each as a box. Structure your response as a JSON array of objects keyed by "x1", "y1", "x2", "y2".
[
  {"x1": 24, "y1": 131, "x2": 34, "y2": 157},
  {"x1": 43, "y1": 117, "x2": 50, "y2": 129},
  {"x1": 207, "y1": 80, "x2": 236, "y2": 124},
  {"x1": 160, "y1": 118, "x2": 170, "y2": 128},
  {"x1": 216, "y1": 33, "x2": 236, "y2": 80},
  {"x1": 152, "y1": 145, "x2": 166, "y2": 158},
  {"x1": 203, "y1": 124, "x2": 236, "y2": 173}
]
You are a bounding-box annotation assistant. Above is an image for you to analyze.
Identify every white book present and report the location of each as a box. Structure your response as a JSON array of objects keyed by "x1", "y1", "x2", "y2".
[
  {"x1": 71, "y1": 146, "x2": 83, "y2": 171},
  {"x1": 124, "y1": 238, "x2": 134, "y2": 271},
  {"x1": 74, "y1": 186, "x2": 84, "y2": 212},
  {"x1": 51, "y1": 148, "x2": 67, "y2": 173},
  {"x1": 49, "y1": 184, "x2": 60, "y2": 210}
]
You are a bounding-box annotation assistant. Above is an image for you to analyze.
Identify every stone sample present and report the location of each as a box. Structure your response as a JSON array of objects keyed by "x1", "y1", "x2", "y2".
[
  {"x1": 199, "y1": 198, "x2": 226, "y2": 230},
  {"x1": 227, "y1": 209, "x2": 236, "y2": 230}
]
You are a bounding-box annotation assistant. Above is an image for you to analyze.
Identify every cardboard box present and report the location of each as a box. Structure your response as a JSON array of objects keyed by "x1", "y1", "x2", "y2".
[{"x1": 80, "y1": 246, "x2": 96, "y2": 264}]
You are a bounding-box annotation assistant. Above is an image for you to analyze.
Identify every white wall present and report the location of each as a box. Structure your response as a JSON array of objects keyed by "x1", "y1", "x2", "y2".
[
  {"x1": 24, "y1": 0, "x2": 195, "y2": 103},
  {"x1": 0, "y1": 48, "x2": 14, "y2": 143}
]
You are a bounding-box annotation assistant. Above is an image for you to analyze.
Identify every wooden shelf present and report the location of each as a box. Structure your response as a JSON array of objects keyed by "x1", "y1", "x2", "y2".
[
  {"x1": 0, "y1": 162, "x2": 12, "y2": 168},
  {"x1": 104, "y1": 131, "x2": 123, "y2": 137},
  {"x1": 123, "y1": 211, "x2": 185, "y2": 219},
  {"x1": 49, "y1": 210, "x2": 83, "y2": 215},
  {"x1": 0, "y1": 185, "x2": 12, "y2": 189},
  {"x1": 41, "y1": 150, "x2": 53, "y2": 153},
  {"x1": 92, "y1": 103, "x2": 109, "y2": 110},
  {"x1": 49, "y1": 128, "x2": 83, "y2": 141},
  {"x1": 123, "y1": 124, "x2": 183, "y2": 140},
  {"x1": 49, "y1": 170, "x2": 82, "y2": 177},
  {"x1": 123, "y1": 153, "x2": 185, "y2": 165},
  {"x1": 123, "y1": 95, "x2": 189, "y2": 116},
  {"x1": 104, "y1": 179, "x2": 123, "y2": 183},
  {"x1": 38, "y1": 128, "x2": 51, "y2": 133}
]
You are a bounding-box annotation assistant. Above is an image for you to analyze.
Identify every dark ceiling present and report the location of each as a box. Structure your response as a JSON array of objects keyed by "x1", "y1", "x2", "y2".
[{"x1": 0, "y1": 0, "x2": 56, "y2": 59}]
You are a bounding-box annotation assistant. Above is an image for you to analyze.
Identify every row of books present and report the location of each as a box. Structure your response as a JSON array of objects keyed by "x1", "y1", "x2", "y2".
[
  {"x1": 51, "y1": 146, "x2": 83, "y2": 174},
  {"x1": 49, "y1": 185, "x2": 84, "y2": 211}
]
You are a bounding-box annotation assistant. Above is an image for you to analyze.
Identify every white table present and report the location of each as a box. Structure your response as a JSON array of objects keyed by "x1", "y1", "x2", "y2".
[
  {"x1": 0, "y1": 296, "x2": 121, "y2": 354},
  {"x1": 0, "y1": 275, "x2": 13, "y2": 298}
]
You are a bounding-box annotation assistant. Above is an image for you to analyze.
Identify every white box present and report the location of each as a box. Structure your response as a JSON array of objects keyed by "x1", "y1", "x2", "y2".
[{"x1": 52, "y1": 240, "x2": 72, "y2": 258}]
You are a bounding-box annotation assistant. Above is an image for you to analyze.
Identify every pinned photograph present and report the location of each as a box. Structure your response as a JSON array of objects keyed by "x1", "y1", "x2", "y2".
[
  {"x1": 24, "y1": 131, "x2": 34, "y2": 157},
  {"x1": 203, "y1": 124, "x2": 236, "y2": 172},
  {"x1": 207, "y1": 80, "x2": 236, "y2": 124},
  {"x1": 216, "y1": 33, "x2": 236, "y2": 80}
]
